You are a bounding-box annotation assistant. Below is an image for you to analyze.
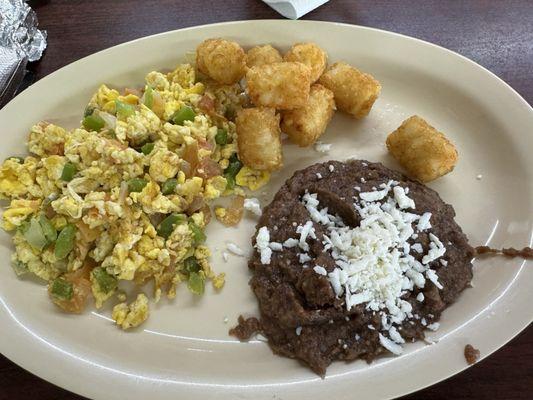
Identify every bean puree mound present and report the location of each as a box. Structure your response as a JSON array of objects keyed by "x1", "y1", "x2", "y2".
[{"x1": 232, "y1": 160, "x2": 474, "y2": 375}]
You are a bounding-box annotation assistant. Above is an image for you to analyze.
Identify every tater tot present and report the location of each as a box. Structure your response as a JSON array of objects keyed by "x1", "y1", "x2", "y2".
[
  {"x1": 281, "y1": 84, "x2": 335, "y2": 147},
  {"x1": 246, "y1": 45, "x2": 282, "y2": 68},
  {"x1": 284, "y1": 42, "x2": 327, "y2": 83},
  {"x1": 386, "y1": 115, "x2": 458, "y2": 182},
  {"x1": 196, "y1": 38, "x2": 246, "y2": 84},
  {"x1": 246, "y1": 62, "x2": 311, "y2": 110},
  {"x1": 236, "y1": 107, "x2": 282, "y2": 171},
  {"x1": 318, "y1": 61, "x2": 381, "y2": 119}
]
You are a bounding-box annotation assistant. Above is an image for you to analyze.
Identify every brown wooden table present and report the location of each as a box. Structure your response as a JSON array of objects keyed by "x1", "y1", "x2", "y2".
[{"x1": 1, "y1": 1, "x2": 532, "y2": 399}]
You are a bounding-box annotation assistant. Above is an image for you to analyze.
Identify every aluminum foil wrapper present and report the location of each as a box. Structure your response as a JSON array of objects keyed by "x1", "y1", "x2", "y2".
[{"x1": 0, "y1": 0, "x2": 47, "y2": 108}]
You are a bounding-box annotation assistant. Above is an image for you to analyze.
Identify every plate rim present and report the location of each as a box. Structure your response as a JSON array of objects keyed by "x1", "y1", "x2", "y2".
[{"x1": 0, "y1": 19, "x2": 532, "y2": 400}]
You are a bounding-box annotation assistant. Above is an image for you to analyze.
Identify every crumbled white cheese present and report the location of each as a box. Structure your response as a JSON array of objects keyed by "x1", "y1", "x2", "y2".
[
  {"x1": 417, "y1": 212, "x2": 432, "y2": 231},
  {"x1": 411, "y1": 243, "x2": 423, "y2": 253},
  {"x1": 416, "y1": 292, "x2": 425, "y2": 302},
  {"x1": 328, "y1": 164, "x2": 335, "y2": 172},
  {"x1": 269, "y1": 242, "x2": 283, "y2": 251},
  {"x1": 222, "y1": 251, "x2": 229, "y2": 262},
  {"x1": 440, "y1": 259, "x2": 448, "y2": 266},
  {"x1": 316, "y1": 173, "x2": 323, "y2": 179},
  {"x1": 226, "y1": 242, "x2": 245, "y2": 256},
  {"x1": 313, "y1": 265, "x2": 327, "y2": 276},
  {"x1": 359, "y1": 187, "x2": 389, "y2": 202},
  {"x1": 299, "y1": 253, "x2": 312, "y2": 264},
  {"x1": 388, "y1": 326, "x2": 405, "y2": 344},
  {"x1": 422, "y1": 233, "x2": 446, "y2": 265},
  {"x1": 425, "y1": 269, "x2": 443, "y2": 289},
  {"x1": 255, "y1": 226, "x2": 273, "y2": 264},
  {"x1": 427, "y1": 322, "x2": 440, "y2": 331},
  {"x1": 393, "y1": 186, "x2": 415, "y2": 209},
  {"x1": 476, "y1": 174, "x2": 483, "y2": 180},
  {"x1": 296, "y1": 326, "x2": 302, "y2": 336},
  {"x1": 379, "y1": 333, "x2": 403, "y2": 355},
  {"x1": 297, "y1": 180, "x2": 447, "y2": 355},
  {"x1": 283, "y1": 238, "x2": 299, "y2": 248},
  {"x1": 314, "y1": 141, "x2": 332, "y2": 153},
  {"x1": 244, "y1": 197, "x2": 262, "y2": 216}
]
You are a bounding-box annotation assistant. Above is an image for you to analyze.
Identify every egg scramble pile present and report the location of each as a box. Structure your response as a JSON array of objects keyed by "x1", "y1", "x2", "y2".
[{"x1": 0, "y1": 64, "x2": 269, "y2": 329}]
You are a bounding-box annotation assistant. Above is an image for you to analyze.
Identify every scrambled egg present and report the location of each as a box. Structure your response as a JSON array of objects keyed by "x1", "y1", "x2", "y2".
[
  {"x1": 0, "y1": 63, "x2": 264, "y2": 329},
  {"x1": 112, "y1": 293, "x2": 149, "y2": 330}
]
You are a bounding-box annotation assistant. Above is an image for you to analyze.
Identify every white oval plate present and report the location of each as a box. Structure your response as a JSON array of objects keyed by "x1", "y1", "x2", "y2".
[{"x1": 0, "y1": 20, "x2": 531, "y2": 400}]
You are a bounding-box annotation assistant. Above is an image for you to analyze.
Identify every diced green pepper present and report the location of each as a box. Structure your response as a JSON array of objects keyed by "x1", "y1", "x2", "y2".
[
  {"x1": 157, "y1": 213, "x2": 187, "y2": 239},
  {"x1": 60, "y1": 162, "x2": 77, "y2": 181},
  {"x1": 143, "y1": 86, "x2": 154, "y2": 109},
  {"x1": 39, "y1": 214, "x2": 57, "y2": 244},
  {"x1": 105, "y1": 129, "x2": 117, "y2": 139},
  {"x1": 215, "y1": 128, "x2": 228, "y2": 146},
  {"x1": 161, "y1": 178, "x2": 177, "y2": 195},
  {"x1": 184, "y1": 256, "x2": 200, "y2": 274},
  {"x1": 171, "y1": 106, "x2": 196, "y2": 125},
  {"x1": 20, "y1": 218, "x2": 48, "y2": 250},
  {"x1": 115, "y1": 100, "x2": 136, "y2": 120},
  {"x1": 223, "y1": 153, "x2": 242, "y2": 190},
  {"x1": 92, "y1": 267, "x2": 117, "y2": 294},
  {"x1": 82, "y1": 114, "x2": 105, "y2": 131},
  {"x1": 50, "y1": 278, "x2": 73, "y2": 300},
  {"x1": 84, "y1": 106, "x2": 95, "y2": 117},
  {"x1": 7, "y1": 156, "x2": 25, "y2": 163},
  {"x1": 54, "y1": 224, "x2": 76, "y2": 260},
  {"x1": 187, "y1": 271, "x2": 205, "y2": 295},
  {"x1": 141, "y1": 142, "x2": 155, "y2": 155},
  {"x1": 12, "y1": 260, "x2": 28, "y2": 276},
  {"x1": 127, "y1": 178, "x2": 148, "y2": 193},
  {"x1": 189, "y1": 222, "x2": 206, "y2": 245}
]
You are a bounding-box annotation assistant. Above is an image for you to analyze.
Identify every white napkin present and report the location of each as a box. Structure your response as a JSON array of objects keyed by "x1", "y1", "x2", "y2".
[{"x1": 263, "y1": 0, "x2": 330, "y2": 19}]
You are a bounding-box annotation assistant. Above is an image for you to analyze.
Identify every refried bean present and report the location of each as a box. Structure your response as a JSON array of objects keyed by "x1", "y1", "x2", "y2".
[{"x1": 231, "y1": 160, "x2": 474, "y2": 375}]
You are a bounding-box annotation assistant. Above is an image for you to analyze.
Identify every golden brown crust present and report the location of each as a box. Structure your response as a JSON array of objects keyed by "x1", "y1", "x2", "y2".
[
  {"x1": 246, "y1": 62, "x2": 312, "y2": 110},
  {"x1": 196, "y1": 38, "x2": 246, "y2": 84},
  {"x1": 318, "y1": 61, "x2": 381, "y2": 119},
  {"x1": 386, "y1": 115, "x2": 458, "y2": 182},
  {"x1": 236, "y1": 107, "x2": 283, "y2": 171},
  {"x1": 281, "y1": 84, "x2": 335, "y2": 147},
  {"x1": 284, "y1": 42, "x2": 328, "y2": 83},
  {"x1": 246, "y1": 45, "x2": 283, "y2": 68}
]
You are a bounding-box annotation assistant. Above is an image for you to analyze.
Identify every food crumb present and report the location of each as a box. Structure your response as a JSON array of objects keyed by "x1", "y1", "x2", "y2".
[
  {"x1": 223, "y1": 316, "x2": 229, "y2": 324},
  {"x1": 476, "y1": 174, "x2": 483, "y2": 180},
  {"x1": 314, "y1": 141, "x2": 332, "y2": 153},
  {"x1": 226, "y1": 242, "x2": 245, "y2": 256},
  {"x1": 464, "y1": 344, "x2": 480, "y2": 365},
  {"x1": 222, "y1": 251, "x2": 229, "y2": 262}
]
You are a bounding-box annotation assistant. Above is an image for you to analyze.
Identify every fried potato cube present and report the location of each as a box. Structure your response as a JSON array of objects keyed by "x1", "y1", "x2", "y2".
[
  {"x1": 236, "y1": 107, "x2": 282, "y2": 171},
  {"x1": 318, "y1": 61, "x2": 381, "y2": 119},
  {"x1": 386, "y1": 116, "x2": 458, "y2": 182},
  {"x1": 246, "y1": 62, "x2": 311, "y2": 110},
  {"x1": 196, "y1": 38, "x2": 246, "y2": 84},
  {"x1": 246, "y1": 45, "x2": 282, "y2": 68},
  {"x1": 281, "y1": 84, "x2": 335, "y2": 147},
  {"x1": 284, "y1": 42, "x2": 327, "y2": 83}
]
